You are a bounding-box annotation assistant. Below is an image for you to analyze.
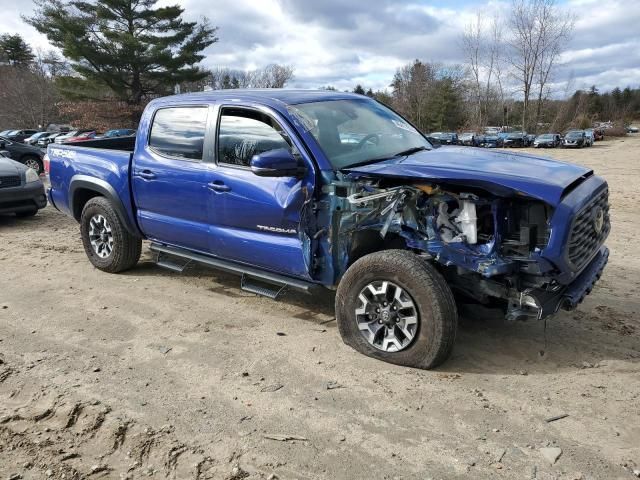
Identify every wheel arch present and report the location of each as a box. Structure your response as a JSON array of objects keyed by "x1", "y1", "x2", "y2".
[{"x1": 69, "y1": 175, "x2": 141, "y2": 237}]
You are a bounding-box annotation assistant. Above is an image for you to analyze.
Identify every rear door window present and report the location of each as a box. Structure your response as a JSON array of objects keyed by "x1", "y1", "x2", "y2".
[{"x1": 149, "y1": 107, "x2": 209, "y2": 160}]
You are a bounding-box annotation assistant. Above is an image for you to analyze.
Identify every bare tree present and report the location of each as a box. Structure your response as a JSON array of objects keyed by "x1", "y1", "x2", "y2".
[
  {"x1": 460, "y1": 13, "x2": 505, "y2": 129},
  {"x1": 507, "y1": 0, "x2": 573, "y2": 130},
  {"x1": 197, "y1": 64, "x2": 295, "y2": 91},
  {"x1": 0, "y1": 63, "x2": 59, "y2": 128}
]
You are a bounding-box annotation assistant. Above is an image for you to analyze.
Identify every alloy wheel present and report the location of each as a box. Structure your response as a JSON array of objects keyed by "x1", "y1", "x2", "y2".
[{"x1": 355, "y1": 280, "x2": 419, "y2": 352}]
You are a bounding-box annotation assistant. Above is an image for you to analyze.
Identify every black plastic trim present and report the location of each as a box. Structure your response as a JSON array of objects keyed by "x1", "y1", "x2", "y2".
[{"x1": 69, "y1": 175, "x2": 142, "y2": 237}]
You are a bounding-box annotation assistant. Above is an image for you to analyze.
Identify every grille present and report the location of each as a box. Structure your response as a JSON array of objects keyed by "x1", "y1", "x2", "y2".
[
  {"x1": 0, "y1": 176, "x2": 21, "y2": 189},
  {"x1": 567, "y1": 189, "x2": 610, "y2": 268}
]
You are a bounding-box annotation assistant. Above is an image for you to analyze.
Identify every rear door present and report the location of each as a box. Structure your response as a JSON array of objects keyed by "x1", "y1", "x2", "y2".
[
  {"x1": 206, "y1": 105, "x2": 314, "y2": 278},
  {"x1": 132, "y1": 105, "x2": 215, "y2": 253}
]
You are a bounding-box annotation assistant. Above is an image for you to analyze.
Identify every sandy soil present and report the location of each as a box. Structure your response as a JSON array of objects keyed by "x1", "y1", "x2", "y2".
[{"x1": 1, "y1": 136, "x2": 639, "y2": 480}]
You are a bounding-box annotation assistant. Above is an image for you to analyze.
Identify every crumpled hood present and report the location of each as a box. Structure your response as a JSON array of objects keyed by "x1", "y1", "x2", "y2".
[{"x1": 344, "y1": 146, "x2": 592, "y2": 205}]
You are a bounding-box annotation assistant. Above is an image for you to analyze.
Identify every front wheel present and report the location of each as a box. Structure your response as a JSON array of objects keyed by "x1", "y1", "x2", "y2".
[
  {"x1": 335, "y1": 250, "x2": 458, "y2": 369},
  {"x1": 22, "y1": 156, "x2": 43, "y2": 175},
  {"x1": 80, "y1": 197, "x2": 141, "y2": 273}
]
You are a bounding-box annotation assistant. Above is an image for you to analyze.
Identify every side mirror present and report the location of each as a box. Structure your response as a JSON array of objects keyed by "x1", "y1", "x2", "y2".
[{"x1": 250, "y1": 148, "x2": 305, "y2": 177}]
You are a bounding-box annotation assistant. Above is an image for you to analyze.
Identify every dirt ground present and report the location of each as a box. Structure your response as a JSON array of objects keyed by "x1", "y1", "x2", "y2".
[{"x1": 1, "y1": 136, "x2": 639, "y2": 480}]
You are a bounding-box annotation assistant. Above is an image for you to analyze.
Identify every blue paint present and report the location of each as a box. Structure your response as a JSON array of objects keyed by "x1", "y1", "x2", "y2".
[{"x1": 48, "y1": 90, "x2": 609, "y2": 319}]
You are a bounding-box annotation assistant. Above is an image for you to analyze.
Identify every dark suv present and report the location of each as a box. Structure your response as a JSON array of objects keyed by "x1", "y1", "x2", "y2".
[
  {"x1": 0, "y1": 137, "x2": 46, "y2": 174},
  {"x1": 0, "y1": 155, "x2": 47, "y2": 217}
]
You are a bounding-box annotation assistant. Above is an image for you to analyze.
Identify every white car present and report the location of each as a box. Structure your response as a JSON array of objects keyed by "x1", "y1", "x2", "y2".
[
  {"x1": 54, "y1": 130, "x2": 79, "y2": 144},
  {"x1": 583, "y1": 130, "x2": 595, "y2": 147}
]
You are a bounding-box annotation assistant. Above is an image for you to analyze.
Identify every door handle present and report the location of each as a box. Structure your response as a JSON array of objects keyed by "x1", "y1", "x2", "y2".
[
  {"x1": 208, "y1": 181, "x2": 231, "y2": 192},
  {"x1": 137, "y1": 169, "x2": 157, "y2": 180}
]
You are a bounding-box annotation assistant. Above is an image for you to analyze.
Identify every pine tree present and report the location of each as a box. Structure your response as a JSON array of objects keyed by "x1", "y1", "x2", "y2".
[
  {"x1": 26, "y1": 0, "x2": 218, "y2": 104},
  {"x1": 0, "y1": 34, "x2": 35, "y2": 66}
]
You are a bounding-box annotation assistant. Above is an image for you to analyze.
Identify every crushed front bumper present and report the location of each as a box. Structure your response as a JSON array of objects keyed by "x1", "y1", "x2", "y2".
[{"x1": 507, "y1": 246, "x2": 609, "y2": 321}]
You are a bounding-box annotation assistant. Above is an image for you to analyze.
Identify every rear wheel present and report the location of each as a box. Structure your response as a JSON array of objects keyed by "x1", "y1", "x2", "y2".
[
  {"x1": 80, "y1": 197, "x2": 141, "y2": 273},
  {"x1": 335, "y1": 250, "x2": 458, "y2": 369}
]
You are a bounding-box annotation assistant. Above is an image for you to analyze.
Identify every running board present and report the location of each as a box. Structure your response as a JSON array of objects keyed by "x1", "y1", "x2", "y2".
[
  {"x1": 149, "y1": 243, "x2": 316, "y2": 296},
  {"x1": 155, "y1": 251, "x2": 192, "y2": 272},
  {"x1": 241, "y1": 274, "x2": 287, "y2": 299}
]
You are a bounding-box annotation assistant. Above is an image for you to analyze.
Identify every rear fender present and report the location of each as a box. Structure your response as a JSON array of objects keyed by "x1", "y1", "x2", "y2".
[{"x1": 69, "y1": 175, "x2": 142, "y2": 237}]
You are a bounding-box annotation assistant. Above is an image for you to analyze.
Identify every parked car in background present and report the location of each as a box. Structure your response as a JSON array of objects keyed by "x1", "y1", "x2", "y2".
[
  {"x1": 563, "y1": 130, "x2": 586, "y2": 148},
  {"x1": 47, "y1": 89, "x2": 610, "y2": 369},
  {"x1": 0, "y1": 130, "x2": 16, "y2": 137},
  {"x1": 0, "y1": 155, "x2": 47, "y2": 217},
  {"x1": 591, "y1": 128, "x2": 604, "y2": 141},
  {"x1": 479, "y1": 134, "x2": 503, "y2": 148},
  {"x1": 0, "y1": 136, "x2": 46, "y2": 174},
  {"x1": 459, "y1": 132, "x2": 479, "y2": 146},
  {"x1": 6, "y1": 129, "x2": 40, "y2": 143},
  {"x1": 37, "y1": 132, "x2": 63, "y2": 148},
  {"x1": 100, "y1": 128, "x2": 136, "y2": 138},
  {"x1": 424, "y1": 135, "x2": 442, "y2": 147},
  {"x1": 64, "y1": 131, "x2": 98, "y2": 143},
  {"x1": 533, "y1": 133, "x2": 561, "y2": 148},
  {"x1": 503, "y1": 132, "x2": 528, "y2": 147},
  {"x1": 583, "y1": 130, "x2": 595, "y2": 147},
  {"x1": 626, "y1": 125, "x2": 638, "y2": 133},
  {"x1": 55, "y1": 129, "x2": 95, "y2": 144},
  {"x1": 429, "y1": 132, "x2": 459, "y2": 145},
  {"x1": 24, "y1": 131, "x2": 51, "y2": 146}
]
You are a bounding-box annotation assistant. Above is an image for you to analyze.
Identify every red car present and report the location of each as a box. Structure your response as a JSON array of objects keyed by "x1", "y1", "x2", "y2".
[{"x1": 64, "y1": 131, "x2": 97, "y2": 143}]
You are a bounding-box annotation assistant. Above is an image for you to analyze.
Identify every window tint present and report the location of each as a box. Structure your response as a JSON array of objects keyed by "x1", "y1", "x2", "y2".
[
  {"x1": 218, "y1": 108, "x2": 290, "y2": 167},
  {"x1": 149, "y1": 107, "x2": 208, "y2": 160}
]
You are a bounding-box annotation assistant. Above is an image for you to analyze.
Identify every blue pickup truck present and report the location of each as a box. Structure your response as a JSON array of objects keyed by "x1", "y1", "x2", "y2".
[{"x1": 46, "y1": 90, "x2": 610, "y2": 369}]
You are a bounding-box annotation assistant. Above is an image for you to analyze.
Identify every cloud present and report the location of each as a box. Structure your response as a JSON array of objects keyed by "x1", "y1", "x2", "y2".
[{"x1": 1, "y1": 0, "x2": 637, "y2": 94}]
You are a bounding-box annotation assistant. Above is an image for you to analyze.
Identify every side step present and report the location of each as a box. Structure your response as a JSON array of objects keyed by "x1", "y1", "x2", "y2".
[
  {"x1": 149, "y1": 242, "x2": 317, "y2": 297},
  {"x1": 241, "y1": 274, "x2": 287, "y2": 299},
  {"x1": 155, "y1": 251, "x2": 192, "y2": 273}
]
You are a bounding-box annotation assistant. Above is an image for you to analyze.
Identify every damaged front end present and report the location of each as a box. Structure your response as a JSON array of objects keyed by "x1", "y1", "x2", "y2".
[{"x1": 311, "y1": 170, "x2": 606, "y2": 322}]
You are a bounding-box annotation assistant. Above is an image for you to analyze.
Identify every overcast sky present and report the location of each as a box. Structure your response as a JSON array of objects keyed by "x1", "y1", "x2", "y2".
[{"x1": 1, "y1": 0, "x2": 638, "y2": 96}]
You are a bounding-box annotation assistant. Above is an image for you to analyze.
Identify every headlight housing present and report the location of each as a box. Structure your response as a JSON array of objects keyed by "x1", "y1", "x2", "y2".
[{"x1": 25, "y1": 167, "x2": 40, "y2": 183}]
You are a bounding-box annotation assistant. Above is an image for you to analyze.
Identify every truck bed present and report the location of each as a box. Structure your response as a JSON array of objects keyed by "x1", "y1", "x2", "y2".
[
  {"x1": 47, "y1": 141, "x2": 138, "y2": 233},
  {"x1": 64, "y1": 135, "x2": 136, "y2": 151}
]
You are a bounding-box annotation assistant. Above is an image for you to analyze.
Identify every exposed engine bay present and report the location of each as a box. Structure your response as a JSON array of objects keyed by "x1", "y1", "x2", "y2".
[{"x1": 319, "y1": 174, "x2": 558, "y2": 321}]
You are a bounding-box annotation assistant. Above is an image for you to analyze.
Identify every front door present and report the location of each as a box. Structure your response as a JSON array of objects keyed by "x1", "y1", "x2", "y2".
[
  {"x1": 132, "y1": 105, "x2": 214, "y2": 253},
  {"x1": 207, "y1": 105, "x2": 314, "y2": 278}
]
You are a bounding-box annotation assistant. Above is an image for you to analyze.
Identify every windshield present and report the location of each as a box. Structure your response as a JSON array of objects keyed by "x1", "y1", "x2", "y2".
[
  {"x1": 566, "y1": 131, "x2": 582, "y2": 138},
  {"x1": 507, "y1": 132, "x2": 523, "y2": 139},
  {"x1": 538, "y1": 134, "x2": 553, "y2": 139},
  {"x1": 289, "y1": 99, "x2": 431, "y2": 169}
]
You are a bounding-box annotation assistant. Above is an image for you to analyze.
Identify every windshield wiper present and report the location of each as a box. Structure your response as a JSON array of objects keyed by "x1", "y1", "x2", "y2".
[{"x1": 393, "y1": 146, "x2": 429, "y2": 157}]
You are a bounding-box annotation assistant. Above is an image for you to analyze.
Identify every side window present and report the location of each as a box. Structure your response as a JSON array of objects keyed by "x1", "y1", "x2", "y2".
[
  {"x1": 218, "y1": 108, "x2": 291, "y2": 167},
  {"x1": 149, "y1": 107, "x2": 208, "y2": 160}
]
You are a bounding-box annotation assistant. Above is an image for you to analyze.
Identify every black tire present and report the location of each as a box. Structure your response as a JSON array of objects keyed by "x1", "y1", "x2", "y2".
[
  {"x1": 15, "y1": 209, "x2": 38, "y2": 218},
  {"x1": 80, "y1": 196, "x2": 141, "y2": 273},
  {"x1": 21, "y1": 155, "x2": 43, "y2": 175},
  {"x1": 335, "y1": 250, "x2": 458, "y2": 369}
]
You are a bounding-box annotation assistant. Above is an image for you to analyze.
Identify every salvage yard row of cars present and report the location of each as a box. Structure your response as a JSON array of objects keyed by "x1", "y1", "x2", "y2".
[{"x1": 429, "y1": 127, "x2": 608, "y2": 149}]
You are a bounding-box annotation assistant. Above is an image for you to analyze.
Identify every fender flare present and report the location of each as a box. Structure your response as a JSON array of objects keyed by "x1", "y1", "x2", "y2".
[{"x1": 69, "y1": 175, "x2": 142, "y2": 237}]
